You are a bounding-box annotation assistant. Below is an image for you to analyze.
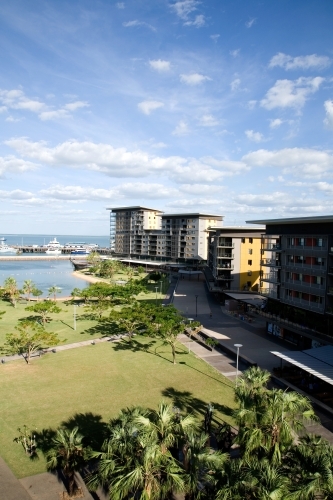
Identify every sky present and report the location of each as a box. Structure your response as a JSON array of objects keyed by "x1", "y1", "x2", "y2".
[{"x1": 0, "y1": 0, "x2": 333, "y2": 235}]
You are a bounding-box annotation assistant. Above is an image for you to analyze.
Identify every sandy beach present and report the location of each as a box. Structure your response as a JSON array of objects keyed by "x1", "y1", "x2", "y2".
[{"x1": 71, "y1": 270, "x2": 106, "y2": 284}]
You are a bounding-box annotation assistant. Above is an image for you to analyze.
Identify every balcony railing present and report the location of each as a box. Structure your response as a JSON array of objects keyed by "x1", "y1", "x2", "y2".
[
  {"x1": 285, "y1": 262, "x2": 326, "y2": 271},
  {"x1": 217, "y1": 253, "x2": 234, "y2": 259},
  {"x1": 283, "y1": 296, "x2": 324, "y2": 312},
  {"x1": 216, "y1": 264, "x2": 234, "y2": 270},
  {"x1": 218, "y1": 242, "x2": 234, "y2": 248},
  {"x1": 261, "y1": 243, "x2": 281, "y2": 251},
  {"x1": 261, "y1": 259, "x2": 281, "y2": 267},
  {"x1": 260, "y1": 289, "x2": 279, "y2": 299},
  {"x1": 261, "y1": 274, "x2": 279, "y2": 283}
]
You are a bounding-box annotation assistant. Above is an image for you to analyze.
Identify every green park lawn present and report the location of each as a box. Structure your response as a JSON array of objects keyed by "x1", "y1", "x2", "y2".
[{"x1": 0, "y1": 336, "x2": 236, "y2": 478}]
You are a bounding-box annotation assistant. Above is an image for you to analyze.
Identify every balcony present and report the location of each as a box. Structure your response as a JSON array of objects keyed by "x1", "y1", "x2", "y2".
[
  {"x1": 260, "y1": 289, "x2": 279, "y2": 299},
  {"x1": 283, "y1": 296, "x2": 324, "y2": 312},
  {"x1": 285, "y1": 262, "x2": 326, "y2": 273},
  {"x1": 218, "y1": 252, "x2": 234, "y2": 259},
  {"x1": 218, "y1": 242, "x2": 234, "y2": 248},
  {"x1": 261, "y1": 273, "x2": 280, "y2": 284},
  {"x1": 217, "y1": 274, "x2": 234, "y2": 281},
  {"x1": 216, "y1": 264, "x2": 234, "y2": 270},
  {"x1": 261, "y1": 259, "x2": 281, "y2": 267},
  {"x1": 261, "y1": 242, "x2": 280, "y2": 251}
]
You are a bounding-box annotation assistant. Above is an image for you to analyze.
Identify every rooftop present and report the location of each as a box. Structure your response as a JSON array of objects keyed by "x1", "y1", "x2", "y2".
[
  {"x1": 162, "y1": 213, "x2": 223, "y2": 219},
  {"x1": 247, "y1": 215, "x2": 333, "y2": 225},
  {"x1": 107, "y1": 206, "x2": 164, "y2": 213}
]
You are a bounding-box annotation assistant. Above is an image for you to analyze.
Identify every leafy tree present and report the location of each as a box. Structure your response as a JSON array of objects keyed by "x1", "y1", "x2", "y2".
[
  {"x1": 14, "y1": 425, "x2": 38, "y2": 457},
  {"x1": 154, "y1": 320, "x2": 185, "y2": 364},
  {"x1": 48, "y1": 285, "x2": 62, "y2": 301},
  {"x1": 22, "y1": 279, "x2": 36, "y2": 302},
  {"x1": 70, "y1": 287, "x2": 82, "y2": 301},
  {"x1": 137, "y1": 266, "x2": 145, "y2": 275},
  {"x1": 84, "y1": 300, "x2": 111, "y2": 321},
  {"x1": 87, "y1": 251, "x2": 101, "y2": 266},
  {"x1": 99, "y1": 259, "x2": 119, "y2": 279},
  {"x1": 25, "y1": 300, "x2": 62, "y2": 326},
  {"x1": 32, "y1": 287, "x2": 43, "y2": 301},
  {"x1": 149, "y1": 271, "x2": 162, "y2": 283},
  {"x1": 2, "y1": 276, "x2": 20, "y2": 307},
  {"x1": 1, "y1": 320, "x2": 61, "y2": 364},
  {"x1": 46, "y1": 427, "x2": 87, "y2": 497},
  {"x1": 111, "y1": 305, "x2": 148, "y2": 341}
]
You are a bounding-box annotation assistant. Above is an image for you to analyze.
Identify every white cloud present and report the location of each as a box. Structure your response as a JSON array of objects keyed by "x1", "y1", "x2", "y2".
[
  {"x1": 0, "y1": 156, "x2": 38, "y2": 177},
  {"x1": 64, "y1": 101, "x2": 89, "y2": 111},
  {"x1": 248, "y1": 100, "x2": 257, "y2": 110},
  {"x1": 260, "y1": 77, "x2": 324, "y2": 111},
  {"x1": 210, "y1": 34, "x2": 220, "y2": 43},
  {"x1": 0, "y1": 189, "x2": 34, "y2": 200},
  {"x1": 245, "y1": 18, "x2": 256, "y2": 28},
  {"x1": 180, "y1": 73, "x2": 211, "y2": 85},
  {"x1": 172, "y1": 120, "x2": 189, "y2": 136},
  {"x1": 324, "y1": 100, "x2": 333, "y2": 129},
  {"x1": 314, "y1": 182, "x2": 333, "y2": 194},
  {"x1": 123, "y1": 20, "x2": 156, "y2": 31},
  {"x1": 242, "y1": 147, "x2": 333, "y2": 178},
  {"x1": 230, "y1": 78, "x2": 241, "y2": 91},
  {"x1": 6, "y1": 116, "x2": 21, "y2": 122},
  {"x1": 269, "y1": 118, "x2": 283, "y2": 129},
  {"x1": 116, "y1": 2, "x2": 125, "y2": 8},
  {"x1": 230, "y1": 49, "x2": 240, "y2": 57},
  {"x1": 199, "y1": 114, "x2": 219, "y2": 127},
  {"x1": 150, "y1": 142, "x2": 167, "y2": 149},
  {"x1": 6, "y1": 138, "x2": 248, "y2": 183},
  {"x1": 149, "y1": 59, "x2": 171, "y2": 72},
  {"x1": 0, "y1": 89, "x2": 44, "y2": 113},
  {"x1": 245, "y1": 130, "x2": 265, "y2": 143},
  {"x1": 235, "y1": 192, "x2": 288, "y2": 206},
  {"x1": 269, "y1": 52, "x2": 331, "y2": 70},
  {"x1": 171, "y1": 0, "x2": 199, "y2": 20},
  {"x1": 184, "y1": 14, "x2": 205, "y2": 27},
  {"x1": 39, "y1": 109, "x2": 70, "y2": 121},
  {"x1": 138, "y1": 100, "x2": 164, "y2": 115}
]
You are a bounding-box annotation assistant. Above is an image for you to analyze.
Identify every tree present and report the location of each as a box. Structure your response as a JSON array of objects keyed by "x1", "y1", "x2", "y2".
[
  {"x1": 48, "y1": 285, "x2": 62, "y2": 301},
  {"x1": 154, "y1": 320, "x2": 184, "y2": 364},
  {"x1": 111, "y1": 306, "x2": 148, "y2": 341},
  {"x1": 32, "y1": 287, "x2": 43, "y2": 301},
  {"x1": 87, "y1": 251, "x2": 101, "y2": 266},
  {"x1": 70, "y1": 287, "x2": 82, "y2": 301},
  {"x1": 46, "y1": 427, "x2": 87, "y2": 497},
  {"x1": 1, "y1": 320, "x2": 61, "y2": 364},
  {"x1": 22, "y1": 279, "x2": 36, "y2": 302},
  {"x1": 84, "y1": 300, "x2": 111, "y2": 321},
  {"x1": 99, "y1": 260, "x2": 119, "y2": 279},
  {"x1": 2, "y1": 276, "x2": 20, "y2": 307},
  {"x1": 25, "y1": 300, "x2": 62, "y2": 326}
]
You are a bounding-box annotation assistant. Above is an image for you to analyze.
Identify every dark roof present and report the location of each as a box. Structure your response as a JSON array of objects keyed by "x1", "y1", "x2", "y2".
[
  {"x1": 162, "y1": 213, "x2": 223, "y2": 219},
  {"x1": 106, "y1": 206, "x2": 163, "y2": 212},
  {"x1": 247, "y1": 215, "x2": 333, "y2": 225}
]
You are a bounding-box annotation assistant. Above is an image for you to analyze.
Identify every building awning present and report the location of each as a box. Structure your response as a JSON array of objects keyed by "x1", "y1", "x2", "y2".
[
  {"x1": 271, "y1": 347, "x2": 333, "y2": 386},
  {"x1": 120, "y1": 259, "x2": 165, "y2": 266},
  {"x1": 224, "y1": 292, "x2": 267, "y2": 307}
]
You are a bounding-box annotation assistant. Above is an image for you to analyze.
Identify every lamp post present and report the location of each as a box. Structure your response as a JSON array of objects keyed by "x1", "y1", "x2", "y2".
[
  {"x1": 73, "y1": 305, "x2": 77, "y2": 331},
  {"x1": 195, "y1": 294, "x2": 198, "y2": 317},
  {"x1": 155, "y1": 286, "x2": 158, "y2": 305},
  {"x1": 187, "y1": 317, "x2": 194, "y2": 352},
  {"x1": 159, "y1": 280, "x2": 162, "y2": 300},
  {"x1": 234, "y1": 344, "x2": 242, "y2": 386}
]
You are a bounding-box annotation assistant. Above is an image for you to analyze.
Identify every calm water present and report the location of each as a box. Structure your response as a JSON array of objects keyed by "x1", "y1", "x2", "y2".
[
  {"x1": 1, "y1": 234, "x2": 110, "y2": 248},
  {"x1": 0, "y1": 259, "x2": 89, "y2": 298}
]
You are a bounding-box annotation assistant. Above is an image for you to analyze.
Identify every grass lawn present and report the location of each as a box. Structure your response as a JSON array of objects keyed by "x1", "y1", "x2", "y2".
[{"x1": 0, "y1": 336, "x2": 236, "y2": 478}]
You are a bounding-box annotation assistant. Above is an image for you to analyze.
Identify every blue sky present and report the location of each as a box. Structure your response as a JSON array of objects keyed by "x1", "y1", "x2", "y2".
[{"x1": 0, "y1": 0, "x2": 333, "y2": 235}]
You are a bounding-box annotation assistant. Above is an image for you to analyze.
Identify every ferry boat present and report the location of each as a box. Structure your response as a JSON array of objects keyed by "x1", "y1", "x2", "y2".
[
  {"x1": 45, "y1": 248, "x2": 62, "y2": 256},
  {"x1": 70, "y1": 249, "x2": 90, "y2": 256},
  {"x1": 43, "y1": 237, "x2": 63, "y2": 250},
  {"x1": 0, "y1": 238, "x2": 16, "y2": 253}
]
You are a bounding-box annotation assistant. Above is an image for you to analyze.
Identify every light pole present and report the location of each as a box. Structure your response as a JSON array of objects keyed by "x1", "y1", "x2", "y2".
[
  {"x1": 195, "y1": 295, "x2": 198, "y2": 317},
  {"x1": 155, "y1": 286, "x2": 158, "y2": 305},
  {"x1": 73, "y1": 305, "x2": 77, "y2": 331},
  {"x1": 234, "y1": 344, "x2": 242, "y2": 386},
  {"x1": 187, "y1": 317, "x2": 194, "y2": 352},
  {"x1": 159, "y1": 280, "x2": 162, "y2": 300}
]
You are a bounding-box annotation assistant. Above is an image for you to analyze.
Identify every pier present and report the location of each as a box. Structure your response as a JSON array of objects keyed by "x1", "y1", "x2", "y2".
[
  {"x1": 8, "y1": 246, "x2": 112, "y2": 255},
  {"x1": 0, "y1": 255, "x2": 72, "y2": 261}
]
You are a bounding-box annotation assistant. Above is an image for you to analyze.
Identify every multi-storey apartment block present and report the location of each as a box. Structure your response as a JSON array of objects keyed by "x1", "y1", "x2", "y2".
[
  {"x1": 248, "y1": 215, "x2": 333, "y2": 346},
  {"x1": 207, "y1": 227, "x2": 265, "y2": 291},
  {"x1": 107, "y1": 206, "x2": 222, "y2": 262}
]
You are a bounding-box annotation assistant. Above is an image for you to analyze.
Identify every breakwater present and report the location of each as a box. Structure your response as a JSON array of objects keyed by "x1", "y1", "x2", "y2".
[{"x1": 11, "y1": 246, "x2": 112, "y2": 255}]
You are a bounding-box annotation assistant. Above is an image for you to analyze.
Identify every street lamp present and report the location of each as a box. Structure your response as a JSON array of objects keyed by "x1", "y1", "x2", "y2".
[
  {"x1": 234, "y1": 344, "x2": 243, "y2": 386},
  {"x1": 195, "y1": 295, "x2": 198, "y2": 317},
  {"x1": 155, "y1": 286, "x2": 158, "y2": 305}
]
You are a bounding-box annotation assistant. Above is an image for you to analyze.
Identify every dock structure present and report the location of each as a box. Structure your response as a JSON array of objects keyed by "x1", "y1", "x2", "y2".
[
  {"x1": 0, "y1": 255, "x2": 72, "y2": 261},
  {"x1": 9, "y1": 246, "x2": 112, "y2": 255}
]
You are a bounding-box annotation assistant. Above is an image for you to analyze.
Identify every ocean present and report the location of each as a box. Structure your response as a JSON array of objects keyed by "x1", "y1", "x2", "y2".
[{"x1": 0, "y1": 234, "x2": 109, "y2": 298}]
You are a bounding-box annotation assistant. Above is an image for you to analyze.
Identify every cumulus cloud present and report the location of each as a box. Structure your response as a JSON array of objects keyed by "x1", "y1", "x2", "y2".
[
  {"x1": 235, "y1": 192, "x2": 288, "y2": 206},
  {"x1": 245, "y1": 18, "x2": 256, "y2": 28},
  {"x1": 180, "y1": 73, "x2": 211, "y2": 85},
  {"x1": 230, "y1": 78, "x2": 241, "y2": 91},
  {"x1": 172, "y1": 120, "x2": 189, "y2": 136},
  {"x1": 260, "y1": 77, "x2": 324, "y2": 111},
  {"x1": 6, "y1": 116, "x2": 22, "y2": 122},
  {"x1": 245, "y1": 130, "x2": 265, "y2": 142},
  {"x1": 39, "y1": 109, "x2": 70, "y2": 121},
  {"x1": 324, "y1": 100, "x2": 333, "y2": 129},
  {"x1": 210, "y1": 34, "x2": 220, "y2": 43},
  {"x1": 0, "y1": 156, "x2": 38, "y2": 177},
  {"x1": 269, "y1": 118, "x2": 283, "y2": 128},
  {"x1": 149, "y1": 59, "x2": 171, "y2": 72},
  {"x1": 199, "y1": 114, "x2": 219, "y2": 127},
  {"x1": 184, "y1": 14, "x2": 205, "y2": 27},
  {"x1": 269, "y1": 52, "x2": 331, "y2": 70},
  {"x1": 5, "y1": 138, "x2": 248, "y2": 184},
  {"x1": 138, "y1": 100, "x2": 164, "y2": 115},
  {"x1": 0, "y1": 189, "x2": 35, "y2": 200},
  {"x1": 171, "y1": 0, "x2": 199, "y2": 20},
  {"x1": 230, "y1": 49, "x2": 240, "y2": 57},
  {"x1": 242, "y1": 147, "x2": 333, "y2": 178},
  {"x1": 64, "y1": 101, "x2": 89, "y2": 111},
  {"x1": 0, "y1": 89, "x2": 44, "y2": 113}
]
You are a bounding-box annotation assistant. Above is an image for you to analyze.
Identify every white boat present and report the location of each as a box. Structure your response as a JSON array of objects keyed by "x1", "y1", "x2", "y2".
[
  {"x1": 0, "y1": 238, "x2": 16, "y2": 253},
  {"x1": 46, "y1": 248, "x2": 62, "y2": 256},
  {"x1": 43, "y1": 237, "x2": 63, "y2": 251}
]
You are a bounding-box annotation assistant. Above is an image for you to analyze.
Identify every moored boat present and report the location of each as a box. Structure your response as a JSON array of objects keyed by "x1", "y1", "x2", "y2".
[{"x1": 0, "y1": 238, "x2": 16, "y2": 254}]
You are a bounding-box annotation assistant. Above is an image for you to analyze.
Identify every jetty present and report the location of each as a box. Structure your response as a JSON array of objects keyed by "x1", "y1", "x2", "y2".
[{"x1": 10, "y1": 246, "x2": 112, "y2": 255}]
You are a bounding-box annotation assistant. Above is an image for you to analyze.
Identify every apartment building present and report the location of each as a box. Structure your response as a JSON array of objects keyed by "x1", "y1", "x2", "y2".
[
  {"x1": 107, "y1": 206, "x2": 222, "y2": 262},
  {"x1": 247, "y1": 215, "x2": 333, "y2": 347},
  {"x1": 207, "y1": 227, "x2": 264, "y2": 291}
]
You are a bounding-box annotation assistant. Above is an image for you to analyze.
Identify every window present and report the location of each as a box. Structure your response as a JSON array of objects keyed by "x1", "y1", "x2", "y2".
[
  {"x1": 249, "y1": 238, "x2": 253, "y2": 244},
  {"x1": 248, "y1": 260, "x2": 252, "y2": 266},
  {"x1": 247, "y1": 281, "x2": 252, "y2": 287},
  {"x1": 248, "y1": 271, "x2": 252, "y2": 276},
  {"x1": 241, "y1": 238, "x2": 245, "y2": 243},
  {"x1": 318, "y1": 238, "x2": 323, "y2": 247},
  {"x1": 248, "y1": 249, "x2": 253, "y2": 255}
]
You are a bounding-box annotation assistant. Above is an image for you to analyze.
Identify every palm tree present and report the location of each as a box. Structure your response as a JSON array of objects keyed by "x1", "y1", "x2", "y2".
[
  {"x1": 46, "y1": 427, "x2": 86, "y2": 497},
  {"x1": 2, "y1": 276, "x2": 20, "y2": 307},
  {"x1": 22, "y1": 279, "x2": 36, "y2": 302},
  {"x1": 48, "y1": 285, "x2": 62, "y2": 301}
]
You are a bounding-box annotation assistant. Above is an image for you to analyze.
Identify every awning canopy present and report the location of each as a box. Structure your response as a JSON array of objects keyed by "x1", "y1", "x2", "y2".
[
  {"x1": 120, "y1": 259, "x2": 165, "y2": 266},
  {"x1": 271, "y1": 346, "x2": 333, "y2": 386},
  {"x1": 224, "y1": 292, "x2": 267, "y2": 307}
]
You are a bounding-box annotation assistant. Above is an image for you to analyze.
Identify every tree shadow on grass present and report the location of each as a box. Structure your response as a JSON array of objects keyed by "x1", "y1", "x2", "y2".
[
  {"x1": 35, "y1": 427, "x2": 57, "y2": 455},
  {"x1": 83, "y1": 320, "x2": 123, "y2": 337},
  {"x1": 62, "y1": 412, "x2": 108, "y2": 451},
  {"x1": 112, "y1": 337, "x2": 156, "y2": 355},
  {"x1": 161, "y1": 387, "x2": 234, "y2": 423}
]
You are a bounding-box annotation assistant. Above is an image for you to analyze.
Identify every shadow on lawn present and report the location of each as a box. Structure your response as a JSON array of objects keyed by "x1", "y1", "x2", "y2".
[
  {"x1": 161, "y1": 387, "x2": 234, "y2": 421},
  {"x1": 62, "y1": 412, "x2": 108, "y2": 450}
]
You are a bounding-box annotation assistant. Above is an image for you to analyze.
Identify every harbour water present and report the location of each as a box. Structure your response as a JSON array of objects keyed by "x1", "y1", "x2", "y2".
[
  {"x1": 0, "y1": 259, "x2": 88, "y2": 298},
  {"x1": 1, "y1": 234, "x2": 109, "y2": 248}
]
